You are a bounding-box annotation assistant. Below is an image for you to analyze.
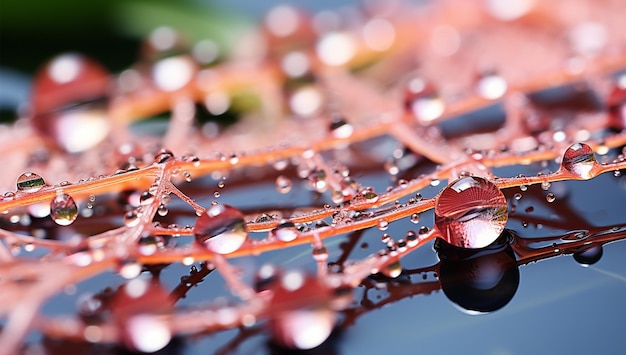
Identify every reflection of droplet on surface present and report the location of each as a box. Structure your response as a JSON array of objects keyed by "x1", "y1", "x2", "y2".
[
  {"x1": 194, "y1": 204, "x2": 248, "y2": 254},
  {"x1": 271, "y1": 221, "x2": 299, "y2": 242},
  {"x1": 561, "y1": 142, "x2": 598, "y2": 179},
  {"x1": 50, "y1": 193, "x2": 78, "y2": 226},
  {"x1": 16, "y1": 172, "x2": 46, "y2": 193},
  {"x1": 435, "y1": 176, "x2": 508, "y2": 249}
]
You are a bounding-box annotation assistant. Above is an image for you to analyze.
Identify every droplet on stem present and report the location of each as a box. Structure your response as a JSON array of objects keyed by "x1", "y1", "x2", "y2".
[
  {"x1": 50, "y1": 192, "x2": 78, "y2": 226},
  {"x1": 30, "y1": 53, "x2": 110, "y2": 153},
  {"x1": 16, "y1": 172, "x2": 46, "y2": 193},
  {"x1": 275, "y1": 175, "x2": 292, "y2": 194},
  {"x1": 434, "y1": 176, "x2": 508, "y2": 249},
  {"x1": 561, "y1": 142, "x2": 598, "y2": 179},
  {"x1": 271, "y1": 220, "x2": 299, "y2": 242},
  {"x1": 194, "y1": 204, "x2": 248, "y2": 254}
]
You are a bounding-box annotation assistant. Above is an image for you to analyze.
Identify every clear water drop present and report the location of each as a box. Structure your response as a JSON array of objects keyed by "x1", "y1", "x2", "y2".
[
  {"x1": 573, "y1": 244, "x2": 603, "y2": 266},
  {"x1": 381, "y1": 261, "x2": 402, "y2": 278},
  {"x1": 50, "y1": 192, "x2": 78, "y2": 226},
  {"x1": 124, "y1": 210, "x2": 141, "y2": 227},
  {"x1": 271, "y1": 221, "x2": 299, "y2": 242},
  {"x1": 329, "y1": 117, "x2": 354, "y2": 139},
  {"x1": 312, "y1": 246, "x2": 329, "y2": 261},
  {"x1": 194, "y1": 204, "x2": 248, "y2": 254},
  {"x1": 410, "y1": 213, "x2": 420, "y2": 224},
  {"x1": 362, "y1": 189, "x2": 379, "y2": 203},
  {"x1": 561, "y1": 142, "x2": 598, "y2": 179},
  {"x1": 546, "y1": 192, "x2": 556, "y2": 203},
  {"x1": 16, "y1": 172, "x2": 46, "y2": 193},
  {"x1": 275, "y1": 175, "x2": 292, "y2": 194},
  {"x1": 434, "y1": 176, "x2": 508, "y2": 249},
  {"x1": 154, "y1": 149, "x2": 175, "y2": 164},
  {"x1": 377, "y1": 219, "x2": 389, "y2": 231},
  {"x1": 139, "y1": 191, "x2": 154, "y2": 205}
]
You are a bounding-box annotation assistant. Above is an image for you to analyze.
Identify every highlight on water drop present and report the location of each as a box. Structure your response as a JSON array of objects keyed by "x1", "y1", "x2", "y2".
[{"x1": 16, "y1": 172, "x2": 46, "y2": 193}]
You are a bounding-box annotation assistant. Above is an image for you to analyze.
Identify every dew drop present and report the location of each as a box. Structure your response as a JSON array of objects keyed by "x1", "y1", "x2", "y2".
[
  {"x1": 410, "y1": 213, "x2": 420, "y2": 224},
  {"x1": 434, "y1": 176, "x2": 508, "y2": 249},
  {"x1": 271, "y1": 220, "x2": 299, "y2": 242},
  {"x1": 377, "y1": 219, "x2": 389, "y2": 231},
  {"x1": 16, "y1": 172, "x2": 46, "y2": 193},
  {"x1": 404, "y1": 77, "x2": 445, "y2": 123},
  {"x1": 541, "y1": 181, "x2": 551, "y2": 191},
  {"x1": 157, "y1": 204, "x2": 168, "y2": 217},
  {"x1": 381, "y1": 261, "x2": 402, "y2": 278},
  {"x1": 194, "y1": 204, "x2": 248, "y2": 254},
  {"x1": 520, "y1": 184, "x2": 528, "y2": 192},
  {"x1": 275, "y1": 175, "x2": 293, "y2": 194},
  {"x1": 124, "y1": 210, "x2": 142, "y2": 228},
  {"x1": 546, "y1": 192, "x2": 556, "y2": 203},
  {"x1": 513, "y1": 193, "x2": 522, "y2": 200},
  {"x1": 362, "y1": 189, "x2": 379, "y2": 203},
  {"x1": 329, "y1": 117, "x2": 354, "y2": 139},
  {"x1": 50, "y1": 192, "x2": 78, "y2": 226},
  {"x1": 269, "y1": 309, "x2": 335, "y2": 350},
  {"x1": 561, "y1": 142, "x2": 598, "y2": 179},
  {"x1": 154, "y1": 149, "x2": 175, "y2": 164},
  {"x1": 573, "y1": 244, "x2": 603, "y2": 266},
  {"x1": 138, "y1": 235, "x2": 165, "y2": 255},
  {"x1": 312, "y1": 246, "x2": 329, "y2": 261},
  {"x1": 139, "y1": 191, "x2": 154, "y2": 205},
  {"x1": 475, "y1": 71, "x2": 507, "y2": 99}
]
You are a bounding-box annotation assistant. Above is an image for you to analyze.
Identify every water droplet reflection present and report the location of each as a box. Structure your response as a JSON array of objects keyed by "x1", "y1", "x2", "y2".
[{"x1": 50, "y1": 192, "x2": 78, "y2": 226}]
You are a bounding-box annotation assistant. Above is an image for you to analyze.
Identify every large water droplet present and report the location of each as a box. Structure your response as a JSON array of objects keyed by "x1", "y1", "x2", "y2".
[
  {"x1": 561, "y1": 142, "x2": 598, "y2": 179},
  {"x1": 271, "y1": 221, "x2": 299, "y2": 242},
  {"x1": 50, "y1": 192, "x2": 78, "y2": 226},
  {"x1": 193, "y1": 204, "x2": 248, "y2": 254},
  {"x1": 573, "y1": 244, "x2": 603, "y2": 266},
  {"x1": 435, "y1": 176, "x2": 508, "y2": 249},
  {"x1": 16, "y1": 172, "x2": 46, "y2": 193},
  {"x1": 31, "y1": 53, "x2": 110, "y2": 153},
  {"x1": 270, "y1": 309, "x2": 336, "y2": 350}
]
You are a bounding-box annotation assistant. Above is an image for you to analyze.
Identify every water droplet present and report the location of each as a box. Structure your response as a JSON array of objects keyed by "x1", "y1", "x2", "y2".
[
  {"x1": 157, "y1": 204, "x2": 168, "y2": 216},
  {"x1": 475, "y1": 71, "x2": 507, "y2": 99},
  {"x1": 381, "y1": 261, "x2": 402, "y2": 278},
  {"x1": 312, "y1": 246, "x2": 329, "y2": 261},
  {"x1": 31, "y1": 53, "x2": 111, "y2": 153},
  {"x1": 154, "y1": 149, "x2": 175, "y2": 164},
  {"x1": 124, "y1": 314, "x2": 172, "y2": 353},
  {"x1": 410, "y1": 213, "x2": 420, "y2": 224},
  {"x1": 138, "y1": 235, "x2": 165, "y2": 255},
  {"x1": 194, "y1": 204, "x2": 248, "y2": 254},
  {"x1": 269, "y1": 309, "x2": 336, "y2": 350},
  {"x1": 520, "y1": 184, "x2": 528, "y2": 192},
  {"x1": 119, "y1": 259, "x2": 142, "y2": 279},
  {"x1": 50, "y1": 192, "x2": 78, "y2": 226},
  {"x1": 434, "y1": 176, "x2": 508, "y2": 249},
  {"x1": 124, "y1": 210, "x2": 142, "y2": 227},
  {"x1": 214, "y1": 191, "x2": 221, "y2": 198},
  {"x1": 546, "y1": 192, "x2": 556, "y2": 203},
  {"x1": 139, "y1": 191, "x2": 154, "y2": 205},
  {"x1": 430, "y1": 179, "x2": 440, "y2": 187},
  {"x1": 404, "y1": 77, "x2": 445, "y2": 123},
  {"x1": 362, "y1": 189, "x2": 379, "y2": 203},
  {"x1": 573, "y1": 244, "x2": 603, "y2": 266},
  {"x1": 405, "y1": 230, "x2": 418, "y2": 247},
  {"x1": 561, "y1": 142, "x2": 598, "y2": 179},
  {"x1": 541, "y1": 181, "x2": 551, "y2": 190},
  {"x1": 271, "y1": 221, "x2": 299, "y2": 242},
  {"x1": 308, "y1": 170, "x2": 327, "y2": 192},
  {"x1": 329, "y1": 117, "x2": 354, "y2": 138},
  {"x1": 513, "y1": 193, "x2": 522, "y2": 200},
  {"x1": 217, "y1": 181, "x2": 226, "y2": 189},
  {"x1": 16, "y1": 172, "x2": 46, "y2": 193},
  {"x1": 275, "y1": 175, "x2": 292, "y2": 194},
  {"x1": 377, "y1": 219, "x2": 389, "y2": 231}
]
